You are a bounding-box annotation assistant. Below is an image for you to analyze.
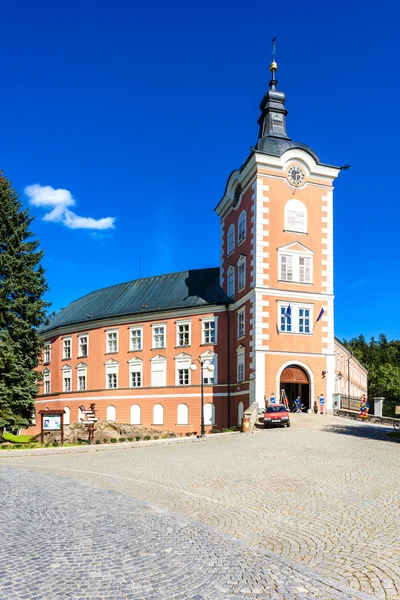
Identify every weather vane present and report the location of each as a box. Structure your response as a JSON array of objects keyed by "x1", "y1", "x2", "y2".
[
  {"x1": 271, "y1": 36, "x2": 277, "y2": 61},
  {"x1": 270, "y1": 36, "x2": 278, "y2": 78}
]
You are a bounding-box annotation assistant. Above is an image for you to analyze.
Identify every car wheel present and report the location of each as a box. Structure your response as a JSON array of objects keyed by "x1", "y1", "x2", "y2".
[
  {"x1": 286, "y1": 422, "x2": 291, "y2": 427},
  {"x1": 264, "y1": 423, "x2": 269, "y2": 428}
]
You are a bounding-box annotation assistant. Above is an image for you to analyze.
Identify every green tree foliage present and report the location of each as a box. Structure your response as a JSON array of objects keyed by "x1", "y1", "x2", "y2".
[
  {"x1": 343, "y1": 334, "x2": 400, "y2": 401},
  {"x1": 0, "y1": 171, "x2": 50, "y2": 435}
]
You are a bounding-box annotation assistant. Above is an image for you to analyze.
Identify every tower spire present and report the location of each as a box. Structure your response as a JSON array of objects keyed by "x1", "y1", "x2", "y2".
[{"x1": 257, "y1": 36, "x2": 290, "y2": 142}]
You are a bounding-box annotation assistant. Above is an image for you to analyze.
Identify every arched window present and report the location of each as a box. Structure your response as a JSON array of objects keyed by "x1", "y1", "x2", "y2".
[
  {"x1": 106, "y1": 405, "x2": 116, "y2": 422},
  {"x1": 64, "y1": 406, "x2": 70, "y2": 425},
  {"x1": 43, "y1": 368, "x2": 51, "y2": 394},
  {"x1": 153, "y1": 403, "x2": 164, "y2": 425},
  {"x1": 130, "y1": 404, "x2": 141, "y2": 425},
  {"x1": 227, "y1": 265, "x2": 235, "y2": 298},
  {"x1": 237, "y1": 401, "x2": 244, "y2": 425},
  {"x1": 203, "y1": 402, "x2": 215, "y2": 426},
  {"x1": 284, "y1": 199, "x2": 307, "y2": 233},
  {"x1": 177, "y1": 403, "x2": 189, "y2": 425},
  {"x1": 227, "y1": 224, "x2": 235, "y2": 255},
  {"x1": 238, "y1": 211, "x2": 246, "y2": 243}
]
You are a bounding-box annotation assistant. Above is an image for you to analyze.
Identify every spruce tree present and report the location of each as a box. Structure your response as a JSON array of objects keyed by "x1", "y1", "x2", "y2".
[{"x1": 0, "y1": 170, "x2": 50, "y2": 437}]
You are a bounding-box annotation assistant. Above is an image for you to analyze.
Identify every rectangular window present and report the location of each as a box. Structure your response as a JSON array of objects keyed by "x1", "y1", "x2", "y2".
[
  {"x1": 107, "y1": 373, "x2": 117, "y2": 389},
  {"x1": 299, "y1": 308, "x2": 310, "y2": 333},
  {"x1": 202, "y1": 320, "x2": 216, "y2": 344},
  {"x1": 78, "y1": 375, "x2": 86, "y2": 391},
  {"x1": 299, "y1": 257, "x2": 311, "y2": 283},
  {"x1": 131, "y1": 371, "x2": 142, "y2": 387},
  {"x1": 177, "y1": 323, "x2": 190, "y2": 346},
  {"x1": 107, "y1": 331, "x2": 118, "y2": 353},
  {"x1": 78, "y1": 335, "x2": 88, "y2": 357},
  {"x1": 203, "y1": 355, "x2": 217, "y2": 385},
  {"x1": 151, "y1": 359, "x2": 166, "y2": 387},
  {"x1": 44, "y1": 380, "x2": 50, "y2": 394},
  {"x1": 238, "y1": 259, "x2": 246, "y2": 290},
  {"x1": 280, "y1": 306, "x2": 292, "y2": 332},
  {"x1": 227, "y1": 225, "x2": 235, "y2": 254},
  {"x1": 44, "y1": 343, "x2": 50, "y2": 364},
  {"x1": 63, "y1": 376, "x2": 71, "y2": 392},
  {"x1": 153, "y1": 326, "x2": 165, "y2": 349},
  {"x1": 63, "y1": 338, "x2": 71, "y2": 359},
  {"x1": 130, "y1": 328, "x2": 142, "y2": 351},
  {"x1": 280, "y1": 255, "x2": 293, "y2": 281},
  {"x1": 178, "y1": 368, "x2": 189, "y2": 386},
  {"x1": 227, "y1": 269, "x2": 235, "y2": 297},
  {"x1": 237, "y1": 352, "x2": 245, "y2": 383},
  {"x1": 238, "y1": 310, "x2": 245, "y2": 338}
]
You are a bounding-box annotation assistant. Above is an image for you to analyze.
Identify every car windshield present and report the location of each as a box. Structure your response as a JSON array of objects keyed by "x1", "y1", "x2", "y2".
[{"x1": 266, "y1": 406, "x2": 287, "y2": 413}]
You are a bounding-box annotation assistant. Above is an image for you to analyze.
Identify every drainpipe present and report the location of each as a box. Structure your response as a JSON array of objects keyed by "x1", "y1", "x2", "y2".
[{"x1": 226, "y1": 304, "x2": 231, "y2": 428}]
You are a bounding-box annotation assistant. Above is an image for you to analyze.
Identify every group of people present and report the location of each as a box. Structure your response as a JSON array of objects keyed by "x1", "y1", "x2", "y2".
[{"x1": 266, "y1": 392, "x2": 326, "y2": 413}]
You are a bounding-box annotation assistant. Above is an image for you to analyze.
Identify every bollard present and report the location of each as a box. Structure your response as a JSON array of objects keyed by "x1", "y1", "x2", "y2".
[{"x1": 242, "y1": 416, "x2": 251, "y2": 433}]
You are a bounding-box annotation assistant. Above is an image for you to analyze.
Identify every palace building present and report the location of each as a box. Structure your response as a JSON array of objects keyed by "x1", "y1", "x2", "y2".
[{"x1": 29, "y1": 59, "x2": 367, "y2": 434}]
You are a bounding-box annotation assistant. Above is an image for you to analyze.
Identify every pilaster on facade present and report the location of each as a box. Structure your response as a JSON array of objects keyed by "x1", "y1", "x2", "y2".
[
  {"x1": 251, "y1": 178, "x2": 270, "y2": 290},
  {"x1": 321, "y1": 191, "x2": 333, "y2": 295}
]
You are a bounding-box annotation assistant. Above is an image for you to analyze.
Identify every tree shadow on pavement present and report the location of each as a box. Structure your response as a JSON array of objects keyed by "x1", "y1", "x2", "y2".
[{"x1": 323, "y1": 422, "x2": 400, "y2": 444}]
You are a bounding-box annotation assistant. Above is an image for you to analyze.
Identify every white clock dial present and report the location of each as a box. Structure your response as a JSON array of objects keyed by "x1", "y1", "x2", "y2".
[{"x1": 287, "y1": 165, "x2": 305, "y2": 187}]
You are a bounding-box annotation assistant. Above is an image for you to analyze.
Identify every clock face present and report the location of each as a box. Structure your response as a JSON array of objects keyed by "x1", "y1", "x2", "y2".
[{"x1": 287, "y1": 165, "x2": 305, "y2": 187}]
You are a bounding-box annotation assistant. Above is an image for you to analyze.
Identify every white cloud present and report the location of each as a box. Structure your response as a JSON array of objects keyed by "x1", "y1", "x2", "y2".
[{"x1": 24, "y1": 184, "x2": 115, "y2": 231}]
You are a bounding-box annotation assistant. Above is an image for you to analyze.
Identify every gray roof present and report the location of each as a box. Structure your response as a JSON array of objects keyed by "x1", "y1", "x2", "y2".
[
  {"x1": 256, "y1": 136, "x2": 321, "y2": 164},
  {"x1": 41, "y1": 268, "x2": 231, "y2": 335}
]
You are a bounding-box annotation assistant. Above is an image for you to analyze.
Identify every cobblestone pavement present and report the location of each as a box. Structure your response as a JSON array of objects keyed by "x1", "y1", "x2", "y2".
[{"x1": 2, "y1": 414, "x2": 399, "y2": 599}]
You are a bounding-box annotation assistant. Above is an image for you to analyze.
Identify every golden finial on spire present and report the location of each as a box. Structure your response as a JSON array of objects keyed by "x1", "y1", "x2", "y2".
[{"x1": 270, "y1": 36, "x2": 278, "y2": 73}]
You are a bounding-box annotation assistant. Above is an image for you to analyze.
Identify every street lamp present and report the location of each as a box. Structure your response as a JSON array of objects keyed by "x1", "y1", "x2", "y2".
[{"x1": 190, "y1": 358, "x2": 215, "y2": 437}]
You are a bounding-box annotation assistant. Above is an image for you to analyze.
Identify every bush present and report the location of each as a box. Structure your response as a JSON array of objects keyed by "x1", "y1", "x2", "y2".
[
  {"x1": 143, "y1": 436, "x2": 151, "y2": 441},
  {"x1": 1, "y1": 444, "x2": 10, "y2": 449},
  {"x1": 110, "y1": 438, "x2": 118, "y2": 443},
  {"x1": 153, "y1": 435, "x2": 159, "y2": 440},
  {"x1": 119, "y1": 437, "x2": 126, "y2": 443},
  {"x1": 127, "y1": 437, "x2": 134, "y2": 442},
  {"x1": 52, "y1": 440, "x2": 59, "y2": 447},
  {"x1": 95, "y1": 440, "x2": 101, "y2": 445},
  {"x1": 192, "y1": 432, "x2": 197, "y2": 436},
  {"x1": 185, "y1": 432, "x2": 192, "y2": 436},
  {"x1": 135, "y1": 435, "x2": 141, "y2": 441}
]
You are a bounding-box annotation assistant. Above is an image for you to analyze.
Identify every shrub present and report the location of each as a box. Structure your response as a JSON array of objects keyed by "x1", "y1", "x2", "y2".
[
  {"x1": 110, "y1": 438, "x2": 118, "y2": 443},
  {"x1": 192, "y1": 432, "x2": 197, "y2": 436},
  {"x1": 135, "y1": 435, "x2": 141, "y2": 441},
  {"x1": 52, "y1": 440, "x2": 59, "y2": 447},
  {"x1": 127, "y1": 437, "x2": 134, "y2": 442},
  {"x1": 153, "y1": 435, "x2": 159, "y2": 440},
  {"x1": 95, "y1": 440, "x2": 101, "y2": 445},
  {"x1": 143, "y1": 436, "x2": 151, "y2": 441},
  {"x1": 185, "y1": 432, "x2": 192, "y2": 437},
  {"x1": 119, "y1": 437, "x2": 126, "y2": 443}
]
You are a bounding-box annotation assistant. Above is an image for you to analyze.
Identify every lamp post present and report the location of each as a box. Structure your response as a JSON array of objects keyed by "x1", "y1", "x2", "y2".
[{"x1": 190, "y1": 358, "x2": 215, "y2": 437}]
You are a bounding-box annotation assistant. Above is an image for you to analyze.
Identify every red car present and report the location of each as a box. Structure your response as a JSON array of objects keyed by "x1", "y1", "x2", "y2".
[{"x1": 264, "y1": 404, "x2": 291, "y2": 428}]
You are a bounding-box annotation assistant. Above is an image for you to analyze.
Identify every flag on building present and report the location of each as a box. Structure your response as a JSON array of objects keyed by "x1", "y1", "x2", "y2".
[{"x1": 317, "y1": 307, "x2": 325, "y2": 321}]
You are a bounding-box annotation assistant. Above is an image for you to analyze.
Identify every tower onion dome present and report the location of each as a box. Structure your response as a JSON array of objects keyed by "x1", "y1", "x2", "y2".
[{"x1": 256, "y1": 52, "x2": 321, "y2": 164}]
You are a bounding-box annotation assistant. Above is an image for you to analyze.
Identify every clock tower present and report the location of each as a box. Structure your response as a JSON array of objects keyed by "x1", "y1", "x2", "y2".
[{"x1": 215, "y1": 53, "x2": 341, "y2": 414}]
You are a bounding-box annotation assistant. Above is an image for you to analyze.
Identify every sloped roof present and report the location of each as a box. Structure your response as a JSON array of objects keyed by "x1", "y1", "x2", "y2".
[
  {"x1": 41, "y1": 267, "x2": 231, "y2": 334},
  {"x1": 256, "y1": 137, "x2": 321, "y2": 164}
]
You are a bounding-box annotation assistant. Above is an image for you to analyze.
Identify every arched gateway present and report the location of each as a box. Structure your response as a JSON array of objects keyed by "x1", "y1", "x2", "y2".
[{"x1": 280, "y1": 365, "x2": 310, "y2": 410}]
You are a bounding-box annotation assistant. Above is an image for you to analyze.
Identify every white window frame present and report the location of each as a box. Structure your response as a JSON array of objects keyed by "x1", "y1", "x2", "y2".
[
  {"x1": 153, "y1": 403, "x2": 164, "y2": 425},
  {"x1": 237, "y1": 308, "x2": 245, "y2": 339},
  {"x1": 151, "y1": 355, "x2": 167, "y2": 387},
  {"x1": 284, "y1": 199, "x2": 307, "y2": 233},
  {"x1": 227, "y1": 224, "x2": 235, "y2": 255},
  {"x1": 201, "y1": 317, "x2": 218, "y2": 344},
  {"x1": 43, "y1": 368, "x2": 51, "y2": 394},
  {"x1": 227, "y1": 265, "x2": 235, "y2": 297},
  {"x1": 237, "y1": 346, "x2": 245, "y2": 383},
  {"x1": 177, "y1": 403, "x2": 189, "y2": 425},
  {"x1": 277, "y1": 302, "x2": 313, "y2": 334},
  {"x1": 238, "y1": 210, "x2": 246, "y2": 244},
  {"x1": 105, "y1": 359, "x2": 119, "y2": 389},
  {"x1": 129, "y1": 326, "x2": 143, "y2": 352},
  {"x1": 128, "y1": 357, "x2": 143, "y2": 388},
  {"x1": 77, "y1": 333, "x2": 89, "y2": 358},
  {"x1": 106, "y1": 405, "x2": 116, "y2": 422},
  {"x1": 62, "y1": 364, "x2": 72, "y2": 393},
  {"x1": 62, "y1": 336, "x2": 72, "y2": 360},
  {"x1": 152, "y1": 323, "x2": 166, "y2": 350},
  {"x1": 203, "y1": 402, "x2": 215, "y2": 426},
  {"x1": 130, "y1": 404, "x2": 141, "y2": 425},
  {"x1": 176, "y1": 320, "x2": 191, "y2": 347},
  {"x1": 76, "y1": 362, "x2": 88, "y2": 391},
  {"x1": 64, "y1": 406, "x2": 70, "y2": 425},
  {"x1": 175, "y1": 353, "x2": 191, "y2": 386},
  {"x1": 44, "y1": 343, "x2": 51, "y2": 364},
  {"x1": 278, "y1": 246, "x2": 313, "y2": 284},
  {"x1": 200, "y1": 350, "x2": 218, "y2": 385},
  {"x1": 237, "y1": 255, "x2": 246, "y2": 291},
  {"x1": 105, "y1": 329, "x2": 119, "y2": 354}
]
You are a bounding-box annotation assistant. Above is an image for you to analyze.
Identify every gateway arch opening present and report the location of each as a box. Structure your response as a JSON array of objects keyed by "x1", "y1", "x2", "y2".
[{"x1": 280, "y1": 365, "x2": 310, "y2": 410}]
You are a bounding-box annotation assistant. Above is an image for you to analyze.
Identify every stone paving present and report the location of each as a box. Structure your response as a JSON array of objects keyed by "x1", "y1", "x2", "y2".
[{"x1": 1, "y1": 414, "x2": 399, "y2": 599}]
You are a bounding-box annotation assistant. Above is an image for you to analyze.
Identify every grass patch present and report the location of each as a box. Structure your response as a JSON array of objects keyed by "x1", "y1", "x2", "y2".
[{"x1": 3, "y1": 433, "x2": 33, "y2": 444}]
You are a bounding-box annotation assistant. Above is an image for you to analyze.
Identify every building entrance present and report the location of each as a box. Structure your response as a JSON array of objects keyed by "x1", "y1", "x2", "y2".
[{"x1": 280, "y1": 365, "x2": 310, "y2": 410}]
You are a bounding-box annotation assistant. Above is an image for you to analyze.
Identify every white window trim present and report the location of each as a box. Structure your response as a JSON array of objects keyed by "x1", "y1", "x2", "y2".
[
  {"x1": 151, "y1": 354, "x2": 167, "y2": 387},
  {"x1": 105, "y1": 358, "x2": 119, "y2": 389},
  {"x1": 153, "y1": 403, "x2": 164, "y2": 425},
  {"x1": 277, "y1": 301, "x2": 314, "y2": 334},
  {"x1": 227, "y1": 223, "x2": 235, "y2": 255},
  {"x1": 129, "y1": 325, "x2": 143, "y2": 352},
  {"x1": 284, "y1": 199, "x2": 308, "y2": 234},
  {"x1": 201, "y1": 316, "x2": 218, "y2": 345},
  {"x1": 227, "y1": 265, "x2": 235, "y2": 297},
  {"x1": 236, "y1": 345, "x2": 245, "y2": 383},
  {"x1": 278, "y1": 245, "x2": 313, "y2": 284},
  {"x1": 62, "y1": 364, "x2": 72, "y2": 392},
  {"x1": 62, "y1": 336, "x2": 72, "y2": 360},
  {"x1": 200, "y1": 350, "x2": 218, "y2": 385},
  {"x1": 174, "y1": 353, "x2": 192, "y2": 386},
  {"x1": 128, "y1": 357, "x2": 143, "y2": 388},
  {"x1": 105, "y1": 328, "x2": 119, "y2": 354},
  {"x1": 43, "y1": 368, "x2": 51, "y2": 394},
  {"x1": 238, "y1": 210, "x2": 246, "y2": 244},
  {"x1": 77, "y1": 333, "x2": 89, "y2": 358},
  {"x1": 44, "y1": 342, "x2": 51, "y2": 364},
  {"x1": 237, "y1": 307, "x2": 245, "y2": 339},
  {"x1": 177, "y1": 403, "x2": 189, "y2": 425},
  {"x1": 76, "y1": 362, "x2": 88, "y2": 391},
  {"x1": 151, "y1": 323, "x2": 167, "y2": 350},
  {"x1": 176, "y1": 319, "x2": 191, "y2": 347},
  {"x1": 237, "y1": 255, "x2": 246, "y2": 291}
]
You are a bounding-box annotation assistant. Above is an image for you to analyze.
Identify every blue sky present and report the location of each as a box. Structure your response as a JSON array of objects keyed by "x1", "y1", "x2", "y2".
[{"x1": 1, "y1": 0, "x2": 397, "y2": 341}]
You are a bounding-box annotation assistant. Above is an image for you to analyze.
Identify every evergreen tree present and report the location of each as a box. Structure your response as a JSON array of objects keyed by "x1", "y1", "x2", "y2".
[{"x1": 0, "y1": 170, "x2": 50, "y2": 436}]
